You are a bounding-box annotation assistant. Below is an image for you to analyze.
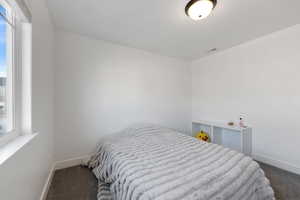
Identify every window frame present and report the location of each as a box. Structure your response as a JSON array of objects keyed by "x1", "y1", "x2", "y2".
[{"x1": 0, "y1": 0, "x2": 32, "y2": 147}]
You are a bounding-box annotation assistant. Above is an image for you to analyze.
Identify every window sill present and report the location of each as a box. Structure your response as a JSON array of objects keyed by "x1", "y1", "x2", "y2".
[{"x1": 0, "y1": 132, "x2": 38, "y2": 165}]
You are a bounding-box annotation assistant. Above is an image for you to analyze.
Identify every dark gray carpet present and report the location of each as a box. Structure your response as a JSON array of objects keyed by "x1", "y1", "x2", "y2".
[
  {"x1": 46, "y1": 162, "x2": 300, "y2": 200},
  {"x1": 46, "y1": 166, "x2": 97, "y2": 200},
  {"x1": 259, "y1": 162, "x2": 300, "y2": 200}
]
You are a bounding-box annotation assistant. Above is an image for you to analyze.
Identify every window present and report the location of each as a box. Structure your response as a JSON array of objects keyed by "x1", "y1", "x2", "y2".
[
  {"x1": 0, "y1": 0, "x2": 16, "y2": 145},
  {"x1": 0, "y1": 0, "x2": 32, "y2": 147}
]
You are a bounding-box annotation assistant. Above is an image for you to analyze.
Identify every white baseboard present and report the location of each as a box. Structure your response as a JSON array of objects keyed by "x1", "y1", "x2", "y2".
[
  {"x1": 254, "y1": 154, "x2": 300, "y2": 175},
  {"x1": 54, "y1": 155, "x2": 91, "y2": 170},
  {"x1": 40, "y1": 155, "x2": 92, "y2": 200},
  {"x1": 40, "y1": 164, "x2": 55, "y2": 200}
]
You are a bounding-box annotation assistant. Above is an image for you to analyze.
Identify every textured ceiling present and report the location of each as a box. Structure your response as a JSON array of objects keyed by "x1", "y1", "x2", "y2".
[{"x1": 47, "y1": 0, "x2": 300, "y2": 60}]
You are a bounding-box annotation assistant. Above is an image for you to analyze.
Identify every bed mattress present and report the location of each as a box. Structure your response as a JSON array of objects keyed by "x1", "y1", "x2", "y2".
[{"x1": 88, "y1": 124, "x2": 274, "y2": 200}]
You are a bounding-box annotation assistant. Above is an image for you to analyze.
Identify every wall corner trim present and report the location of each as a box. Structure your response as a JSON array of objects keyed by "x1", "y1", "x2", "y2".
[
  {"x1": 40, "y1": 165, "x2": 55, "y2": 200},
  {"x1": 54, "y1": 155, "x2": 92, "y2": 170},
  {"x1": 254, "y1": 154, "x2": 300, "y2": 175}
]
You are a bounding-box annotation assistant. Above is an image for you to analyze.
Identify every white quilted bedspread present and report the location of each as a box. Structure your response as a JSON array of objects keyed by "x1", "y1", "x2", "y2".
[{"x1": 89, "y1": 124, "x2": 274, "y2": 200}]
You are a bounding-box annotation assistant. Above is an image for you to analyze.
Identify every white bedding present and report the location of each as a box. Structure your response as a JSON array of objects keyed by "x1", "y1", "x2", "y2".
[{"x1": 89, "y1": 124, "x2": 274, "y2": 200}]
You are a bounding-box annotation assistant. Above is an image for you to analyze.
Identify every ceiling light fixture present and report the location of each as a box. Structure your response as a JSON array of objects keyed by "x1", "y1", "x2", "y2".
[{"x1": 185, "y1": 0, "x2": 217, "y2": 21}]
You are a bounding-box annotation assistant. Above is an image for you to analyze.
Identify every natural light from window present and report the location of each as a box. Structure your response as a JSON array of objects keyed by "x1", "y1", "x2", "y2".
[
  {"x1": 0, "y1": 0, "x2": 33, "y2": 165},
  {"x1": 0, "y1": 3, "x2": 12, "y2": 138}
]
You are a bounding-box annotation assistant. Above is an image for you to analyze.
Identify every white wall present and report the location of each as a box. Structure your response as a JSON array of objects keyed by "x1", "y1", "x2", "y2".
[
  {"x1": 54, "y1": 30, "x2": 191, "y2": 161},
  {"x1": 0, "y1": 0, "x2": 54, "y2": 199},
  {"x1": 191, "y1": 25, "x2": 300, "y2": 172}
]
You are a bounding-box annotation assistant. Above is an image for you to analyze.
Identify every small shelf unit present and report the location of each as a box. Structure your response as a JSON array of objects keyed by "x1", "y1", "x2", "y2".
[{"x1": 192, "y1": 120, "x2": 252, "y2": 156}]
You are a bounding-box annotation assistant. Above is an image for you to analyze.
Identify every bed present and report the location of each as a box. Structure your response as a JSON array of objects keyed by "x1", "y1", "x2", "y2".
[{"x1": 88, "y1": 124, "x2": 274, "y2": 200}]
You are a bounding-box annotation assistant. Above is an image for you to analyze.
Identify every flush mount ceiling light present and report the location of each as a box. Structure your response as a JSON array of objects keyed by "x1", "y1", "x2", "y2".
[{"x1": 185, "y1": 0, "x2": 217, "y2": 21}]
